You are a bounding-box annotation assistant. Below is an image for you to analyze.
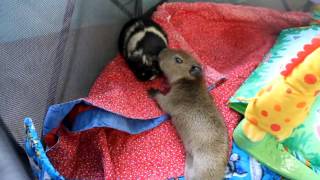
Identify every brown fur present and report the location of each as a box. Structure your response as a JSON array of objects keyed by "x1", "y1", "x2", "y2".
[{"x1": 149, "y1": 49, "x2": 229, "y2": 180}]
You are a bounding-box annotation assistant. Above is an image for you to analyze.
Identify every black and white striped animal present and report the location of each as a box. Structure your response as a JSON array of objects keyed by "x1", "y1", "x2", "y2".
[{"x1": 118, "y1": 18, "x2": 168, "y2": 81}]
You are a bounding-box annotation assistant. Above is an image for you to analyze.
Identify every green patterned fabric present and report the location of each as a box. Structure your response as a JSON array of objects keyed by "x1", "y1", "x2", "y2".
[
  {"x1": 229, "y1": 25, "x2": 320, "y2": 113},
  {"x1": 233, "y1": 120, "x2": 320, "y2": 180},
  {"x1": 283, "y1": 97, "x2": 320, "y2": 173},
  {"x1": 230, "y1": 25, "x2": 320, "y2": 179}
]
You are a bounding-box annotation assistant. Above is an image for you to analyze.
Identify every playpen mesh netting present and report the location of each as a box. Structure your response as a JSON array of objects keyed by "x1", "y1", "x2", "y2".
[
  {"x1": 0, "y1": 0, "x2": 145, "y2": 145},
  {"x1": 0, "y1": 0, "x2": 313, "y2": 147}
]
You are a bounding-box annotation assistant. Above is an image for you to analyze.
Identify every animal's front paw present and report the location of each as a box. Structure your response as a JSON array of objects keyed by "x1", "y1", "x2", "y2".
[{"x1": 148, "y1": 88, "x2": 160, "y2": 98}]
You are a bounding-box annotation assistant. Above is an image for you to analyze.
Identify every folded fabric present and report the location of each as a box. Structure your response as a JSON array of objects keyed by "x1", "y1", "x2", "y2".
[{"x1": 40, "y1": 2, "x2": 311, "y2": 179}]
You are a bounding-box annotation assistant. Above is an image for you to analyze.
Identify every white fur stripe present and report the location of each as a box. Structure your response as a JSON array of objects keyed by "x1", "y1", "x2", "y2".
[
  {"x1": 127, "y1": 26, "x2": 167, "y2": 54},
  {"x1": 127, "y1": 31, "x2": 145, "y2": 53}
]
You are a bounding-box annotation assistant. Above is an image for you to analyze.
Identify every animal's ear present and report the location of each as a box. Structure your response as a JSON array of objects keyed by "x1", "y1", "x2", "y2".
[{"x1": 189, "y1": 65, "x2": 202, "y2": 78}]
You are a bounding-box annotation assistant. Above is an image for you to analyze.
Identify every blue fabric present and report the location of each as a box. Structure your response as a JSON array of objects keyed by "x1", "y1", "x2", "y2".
[
  {"x1": 43, "y1": 99, "x2": 84, "y2": 136},
  {"x1": 224, "y1": 143, "x2": 281, "y2": 180},
  {"x1": 24, "y1": 118, "x2": 64, "y2": 180},
  {"x1": 72, "y1": 108, "x2": 169, "y2": 134},
  {"x1": 43, "y1": 98, "x2": 169, "y2": 136}
]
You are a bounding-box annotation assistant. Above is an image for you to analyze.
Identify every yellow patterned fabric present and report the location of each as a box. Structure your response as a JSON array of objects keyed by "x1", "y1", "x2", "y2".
[{"x1": 243, "y1": 41, "x2": 320, "y2": 142}]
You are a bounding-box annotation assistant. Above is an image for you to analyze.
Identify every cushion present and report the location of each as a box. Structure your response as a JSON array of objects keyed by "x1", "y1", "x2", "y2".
[{"x1": 230, "y1": 25, "x2": 320, "y2": 178}]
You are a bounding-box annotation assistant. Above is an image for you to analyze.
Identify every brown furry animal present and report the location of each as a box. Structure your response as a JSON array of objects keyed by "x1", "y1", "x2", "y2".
[{"x1": 148, "y1": 48, "x2": 229, "y2": 180}]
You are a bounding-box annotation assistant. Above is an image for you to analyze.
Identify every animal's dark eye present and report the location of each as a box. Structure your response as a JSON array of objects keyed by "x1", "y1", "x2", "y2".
[{"x1": 175, "y1": 56, "x2": 183, "y2": 64}]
